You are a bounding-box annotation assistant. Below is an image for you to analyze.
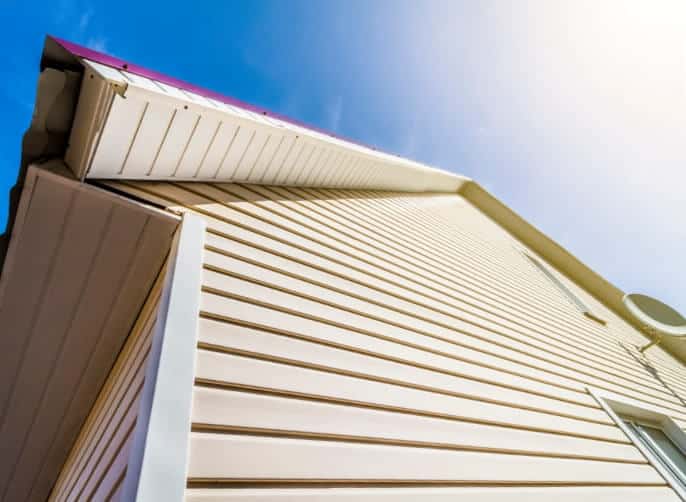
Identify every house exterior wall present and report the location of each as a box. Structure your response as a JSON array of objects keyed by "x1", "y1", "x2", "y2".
[
  {"x1": 49, "y1": 272, "x2": 164, "y2": 501},
  {"x1": 110, "y1": 181, "x2": 686, "y2": 500}
]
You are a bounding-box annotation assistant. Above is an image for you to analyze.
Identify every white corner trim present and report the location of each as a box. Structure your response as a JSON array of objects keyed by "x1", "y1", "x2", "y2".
[
  {"x1": 588, "y1": 386, "x2": 686, "y2": 501},
  {"x1": 122, "y1": 212, "x2": 206, "y2": 502}
]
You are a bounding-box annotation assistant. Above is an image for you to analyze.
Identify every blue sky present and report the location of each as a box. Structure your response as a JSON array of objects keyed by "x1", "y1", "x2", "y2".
[{"x1": 0, "y1": 0, "x2": 684, "y2": 311}]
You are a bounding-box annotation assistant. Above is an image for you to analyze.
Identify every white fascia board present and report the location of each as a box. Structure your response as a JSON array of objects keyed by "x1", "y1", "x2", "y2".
[{"x1": 67, "y1": 59, "x2": 469, "y2": 192}]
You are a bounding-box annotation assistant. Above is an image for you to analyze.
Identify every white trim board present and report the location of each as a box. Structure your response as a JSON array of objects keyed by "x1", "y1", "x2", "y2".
[{"x1": 122, "y1": 212, "x2": 206, "y2": 502}]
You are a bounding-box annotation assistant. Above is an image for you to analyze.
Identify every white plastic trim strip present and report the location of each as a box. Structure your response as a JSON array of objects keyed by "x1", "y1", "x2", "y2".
[{"x1": 122, "y1": 212, "x2": 206, "y2": 502}]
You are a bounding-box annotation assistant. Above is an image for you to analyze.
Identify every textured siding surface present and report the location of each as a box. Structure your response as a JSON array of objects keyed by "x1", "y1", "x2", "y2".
[
  {"x1": 108, "y1": 181, "x2": 686, "y2": 501},
  {"x1": 48, "y1": 273, "x2": 163, "y2": 501}
]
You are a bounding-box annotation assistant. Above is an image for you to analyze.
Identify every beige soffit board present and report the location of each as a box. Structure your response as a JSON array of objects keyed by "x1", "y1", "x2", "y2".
[
  {"x1": 0, "y1": 164, "x2": 179, "y2": 502},
  {"x1": 64, "y1": 59, "x2": 469, "y2": 193},
  {"x1": 458, "y1": 181, "x2": 686, "y2": 366}
]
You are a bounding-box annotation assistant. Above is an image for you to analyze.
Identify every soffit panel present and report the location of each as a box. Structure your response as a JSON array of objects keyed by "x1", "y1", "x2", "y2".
[
  {"x1": 0, "y1": 166, "x2": 178, "y2": 502},
  {"x1": 65, "y1": 60, "x2": 468, "y2": 193}
]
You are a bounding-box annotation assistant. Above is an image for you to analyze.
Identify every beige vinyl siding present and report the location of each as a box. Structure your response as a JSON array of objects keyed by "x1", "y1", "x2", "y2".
[
  {"x1": 48, "y1": 271, "x2": 163, "y2": 502},
  {"x1": 106, "y1": 181, "x2": 686, "y2": 501},
  {"x1": 185, "y1": 486, "x2": 681, "y2": 501}
]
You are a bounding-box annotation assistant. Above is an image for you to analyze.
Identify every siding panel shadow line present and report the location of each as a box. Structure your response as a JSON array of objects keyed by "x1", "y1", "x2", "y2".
[
  {"x1": 192, "y1": 378, "x2": 627, "y2": 445},
  {"x1": 160, "y1": 181, "x2": 670, "y2": 395},
  {"x1": 195, "y1": 343, "x2": 613, "y2": 427},
  {"x1": 189, "y1": 424, "x2": 646, "y2": 464},
  {"x1": 199, "y1": 281, "x2": 686, "y2": 421}
]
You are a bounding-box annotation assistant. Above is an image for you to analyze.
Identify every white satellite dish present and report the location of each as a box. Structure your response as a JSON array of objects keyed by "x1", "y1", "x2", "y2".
[{"x1": 622, "y1": 293, "x2": 686, "y2": 353}]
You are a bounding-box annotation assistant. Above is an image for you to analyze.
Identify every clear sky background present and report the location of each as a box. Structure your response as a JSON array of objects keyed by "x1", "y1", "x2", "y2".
[{"x1": 0, "y1": 0, "x2": 684, "y2": 311}]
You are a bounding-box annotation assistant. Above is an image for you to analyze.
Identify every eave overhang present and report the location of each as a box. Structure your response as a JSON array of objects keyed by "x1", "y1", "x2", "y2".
[
  {"x1": 50, "y1": 37, "x2": 468, "y2": 193},
  {"x1": 2, "y1": 34, "x2": 682, "y2": 382}
]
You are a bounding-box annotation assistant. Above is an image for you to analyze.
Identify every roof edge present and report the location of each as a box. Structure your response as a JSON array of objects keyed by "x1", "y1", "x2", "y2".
[
  {"x1": 458, "y1": 180, "x2": 686, "y2": 367},
  {"x1": 50, "y1": 35, "x2": 467, "y2": 192},
  {"x1": 50, "y1": 36, "x2": 397, "y2": 159}
]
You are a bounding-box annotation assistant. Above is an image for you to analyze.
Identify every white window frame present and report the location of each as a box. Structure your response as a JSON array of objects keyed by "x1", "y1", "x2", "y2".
[
  {"x1": 589, "y1": 387, "x2": 686, "y2": 500},
  {"x1": 524, "y1": 252, "x2": 606, "y2": 325}
]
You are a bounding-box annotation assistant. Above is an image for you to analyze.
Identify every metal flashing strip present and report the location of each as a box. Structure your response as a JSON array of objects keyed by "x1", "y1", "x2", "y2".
[{"x1": 122, "y1": 212, "x2": 206, "y2": 502}]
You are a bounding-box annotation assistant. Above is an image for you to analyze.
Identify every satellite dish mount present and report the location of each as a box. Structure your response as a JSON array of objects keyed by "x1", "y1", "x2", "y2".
[{"x1": 622, "y1": 293, "x2": 686, "y2": 354}]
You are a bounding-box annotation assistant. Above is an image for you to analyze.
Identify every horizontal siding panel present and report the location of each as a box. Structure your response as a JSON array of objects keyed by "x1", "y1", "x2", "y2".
[
  {"x1": 203, "y1": 234, "x2": 619, "y2": 389},
  {"x1": 195, "y1": 349, "x2": 627, "y2": 442},
  {"x1": 168, "y1": 182, "x2": 678, "y2": 400},
  {"x1": 186, "y1": 433, "x2": 662, "y2": 483},
  {"x1": 358, "y1": 190, "x2": 686, "y2": 394},
  {"x1": 236, "y1": 184, "x2": 623, "y2": 356},
  {"x1": 186, "y1": 486, "x2": 680, "y2": 502},
  {"x1": 360, "y1": 192, "x2": 615, "y2": 342},
  {"x1": 209, "y1": 183, "x2": 566, "y2": 315},
  {"x1": 200, "y1": 245, "x2": 597, "y2": 395},
  {"x1": 191, "y1": 387, "x2": 644, "y2": 462},
  {"x1": 215, "y1": 183, "x2": 675, "y2": 392},
  {"x1": 196, "y1": 314, "x2": 606, "y2": 423},
  {"x1": 246, "y1": 184, "x2": 572, "y2": 315},
  {"x1": 111, "y1": 180, "x2": 680, "y2": 405},
  {"x1": 291, "y1": 187, "x2": 613, "y2": 337},
  {"x1": 105, "y1": 181, "x2": 686, "y2": 499},
  {"x1": 118, "y1": 181, "x2": 579, "y2": 328},
  {"x1": 200, "y1": 269, "x2": 686, "y2": 421},
  {"x1": 197, "y1": 222, "x2": 664, "y2": 405},
  {"x1": 65, "y1": 380, "x2": 141, "y2": 502}
]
